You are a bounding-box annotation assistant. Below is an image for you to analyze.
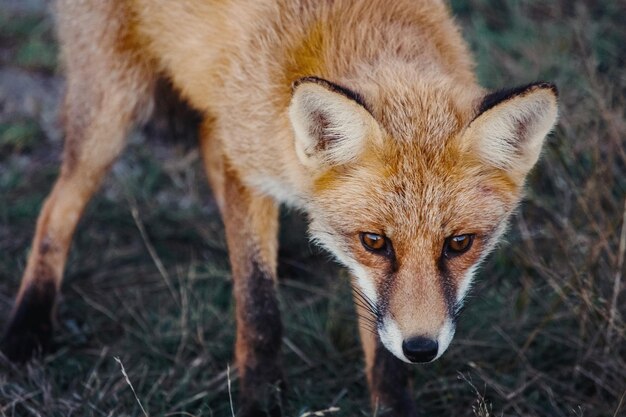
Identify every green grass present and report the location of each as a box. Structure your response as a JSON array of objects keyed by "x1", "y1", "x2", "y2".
[
  {"x1": 1, "y1": 1, "x2": 625, "y2": 416},
  {"x1": 0, "y1": 119, "x2": 42, "y2": 153},
  {"x1": 0, "y1": 11, "x2": 57, "y2": 71}
]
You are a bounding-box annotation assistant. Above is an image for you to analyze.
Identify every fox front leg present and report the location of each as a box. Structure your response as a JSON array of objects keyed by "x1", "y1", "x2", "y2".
[
  {"x1": 354, "y1": 290, "x2": 418, "y2": 417},
  {"x1": 217, "y1": 163, "x2": 284, "y2": 417}
]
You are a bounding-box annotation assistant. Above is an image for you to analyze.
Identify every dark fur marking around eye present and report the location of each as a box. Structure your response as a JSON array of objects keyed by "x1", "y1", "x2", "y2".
[
  {"x1": 477, "y1": 82, "x2": 558, "y2": 116},
  {"x1": 293, "y1": 76, "x2": 372, "y2": 114},
  {"x1": 437, "y1": 257, "x2": 458, "y2": 318}
]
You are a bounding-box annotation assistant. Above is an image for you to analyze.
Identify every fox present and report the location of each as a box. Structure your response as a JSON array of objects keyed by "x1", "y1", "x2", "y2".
[{"x1": 0, "y1": 0, "x2": 558, "y2": 415}]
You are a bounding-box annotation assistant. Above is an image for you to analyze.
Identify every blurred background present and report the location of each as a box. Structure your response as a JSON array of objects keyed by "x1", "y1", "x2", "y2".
[{"x1": 0, "y1": 0, "x2": 624, "y2": 416}]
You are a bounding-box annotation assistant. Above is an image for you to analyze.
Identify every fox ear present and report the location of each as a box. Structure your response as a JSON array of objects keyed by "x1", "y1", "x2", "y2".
[
  {"x1": 464, "y1": 82, "x2": 558, "y2": 183},
  {"x1": 289, "y1": 77, "x2": 382, "y2": 169}
]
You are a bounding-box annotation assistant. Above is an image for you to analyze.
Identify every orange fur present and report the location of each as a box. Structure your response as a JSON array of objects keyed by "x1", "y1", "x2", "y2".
[{"x1": 2, "y1": 1, "x2": 558, "y2": 414}]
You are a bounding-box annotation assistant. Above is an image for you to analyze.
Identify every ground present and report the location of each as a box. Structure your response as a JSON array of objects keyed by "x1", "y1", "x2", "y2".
[{"x1": 0, "y1": 0, "x2": 624, "y2": 416}]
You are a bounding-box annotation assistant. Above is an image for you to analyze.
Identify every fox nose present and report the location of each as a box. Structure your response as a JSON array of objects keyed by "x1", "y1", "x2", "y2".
[{"x1": 402, "y1": 337, "x2": 438, "y2": 363}]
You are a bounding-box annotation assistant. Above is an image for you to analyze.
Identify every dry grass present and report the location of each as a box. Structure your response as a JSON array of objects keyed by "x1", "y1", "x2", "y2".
[{"x1": 0, "y1": 0, "x2": 624, "y2": 416}]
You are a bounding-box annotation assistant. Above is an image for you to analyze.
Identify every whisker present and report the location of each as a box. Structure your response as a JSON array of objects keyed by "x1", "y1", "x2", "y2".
[
  {"x1": 453, "y1": 303, "x2": 465, "y2": 322},
  {"x1": 352, "y1": 290, "x2": 376, "y2": 311},
  {"x1": 353, "y1": 300, "x2": 379, "y2": 322},
  {"x1": 352, "y1": 286, "x2": 379, "y2": 316},
  {"x1": 355, "y1": 314, "x2": 378, "y2": 335},
  {"x1": 355, "y1": 314, "x2": 377, "y2": 326}
]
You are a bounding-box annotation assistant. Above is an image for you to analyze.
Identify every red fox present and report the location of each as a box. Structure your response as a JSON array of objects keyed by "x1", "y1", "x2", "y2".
[{"x1": 1, "y1": 0, "x2": 558, "y2": 415}]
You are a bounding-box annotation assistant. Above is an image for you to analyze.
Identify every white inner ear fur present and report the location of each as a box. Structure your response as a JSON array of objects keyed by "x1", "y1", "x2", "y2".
[
  {"x1": 465, "y1": 87, "x2": 558, "y2": 181},
  {"x1": 289, "y1": 81, "x2": 382, "y2": 169}
]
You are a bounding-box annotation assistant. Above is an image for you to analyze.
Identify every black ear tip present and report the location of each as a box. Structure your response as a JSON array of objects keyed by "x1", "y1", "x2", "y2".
[
  {"x1": 534, "y1": 81, "x2": 558, "y2": 97},
  {"x1": 289, "y1": 76, "x2": 370, "y2": 112},
  {"x1": 478, "y1": 81, "x2": 558, "y2": 114},
  {"x1": 291, "y1": 76, "x2": 323, "y2": 92}
]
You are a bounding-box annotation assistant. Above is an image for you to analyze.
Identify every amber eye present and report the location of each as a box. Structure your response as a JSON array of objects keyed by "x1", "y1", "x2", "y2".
[
  {"x1": 444, "y1": 234, "x2": 474, "y2": 257},
  {"x1": 360, "y1": 232, "x2": 388, "y2": 253}
]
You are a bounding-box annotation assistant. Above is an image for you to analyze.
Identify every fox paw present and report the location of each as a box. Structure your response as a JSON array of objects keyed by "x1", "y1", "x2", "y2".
[
  {"x1": 0, "y1": 304, "x2": 53, "y2": 363},
  {"x1": 239, "y1": 369, "x2": 286, "y2": 417},
  {"x1": 0, "y1": 318, "x2": 52, "y2": 363},
  {"x1": 238, "y1": 401, "x2": 283, "y2": 417},
  {"x1": 1, "y1": 283, "x2": 56, "y2": 363}
]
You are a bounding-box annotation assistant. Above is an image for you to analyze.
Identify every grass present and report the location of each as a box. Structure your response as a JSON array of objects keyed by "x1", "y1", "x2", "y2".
[
  {"x1": 0, "y1": 10, "x2": 57, "y2": 72},
  {"x1": 0, "y1": 0, "x2": 625, "y2": 416},
  {"x1": 0, "y1": 119, "x2": 42, "y2": 152}
]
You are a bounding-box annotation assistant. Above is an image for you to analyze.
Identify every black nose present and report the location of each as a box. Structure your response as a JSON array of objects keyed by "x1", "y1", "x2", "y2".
[{"x1": 402, "y1": 337, "x2": 438, "y2": 363}]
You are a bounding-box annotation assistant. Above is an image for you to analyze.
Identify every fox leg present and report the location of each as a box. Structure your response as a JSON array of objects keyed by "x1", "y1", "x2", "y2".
[
  {"x1": 355, "y1": 292, "x2": 418, "y2": 417},
  {"x1": 224, "y1": 171, "x2": 283, "y2": 417},
  {"x1": 1, "y1": 46, "x2": 153, "y2": 361},
  {"x1": 200, "y1": 128, "x2": 283, "y2": 416}
]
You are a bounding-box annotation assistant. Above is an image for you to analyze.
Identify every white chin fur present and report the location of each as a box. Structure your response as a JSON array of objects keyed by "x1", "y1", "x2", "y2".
[
  {"x1": 379, "y1": 316, "x2": 411, "y2": 363},
  {"x1": 378, "y1": 316, "x2": 456, "y2": 363},
  {"x1": 434, "y1": 317, "x2": 455, "y2": 360}
]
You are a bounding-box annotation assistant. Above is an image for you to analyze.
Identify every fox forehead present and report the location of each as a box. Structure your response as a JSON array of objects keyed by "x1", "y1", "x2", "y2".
[
  {"x1": 312, "y1": 138, "x2": 517, "y2": 245},
  {"x1": 356, "y1": 68, "x2": 481, "y2": 143}
]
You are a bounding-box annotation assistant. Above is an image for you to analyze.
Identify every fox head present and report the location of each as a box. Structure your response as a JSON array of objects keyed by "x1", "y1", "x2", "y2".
[{"x1": 288, "y1": 76, "x2": 558, "y2": 363}]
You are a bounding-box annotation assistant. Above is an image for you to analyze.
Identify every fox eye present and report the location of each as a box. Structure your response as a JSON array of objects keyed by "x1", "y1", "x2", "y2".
[
  {"x1": 360, "y1": 232, "x2": 388, "y2": 253},
  {"x1": 444, "y1": 234, "x2": 474, "y2": 257}
]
